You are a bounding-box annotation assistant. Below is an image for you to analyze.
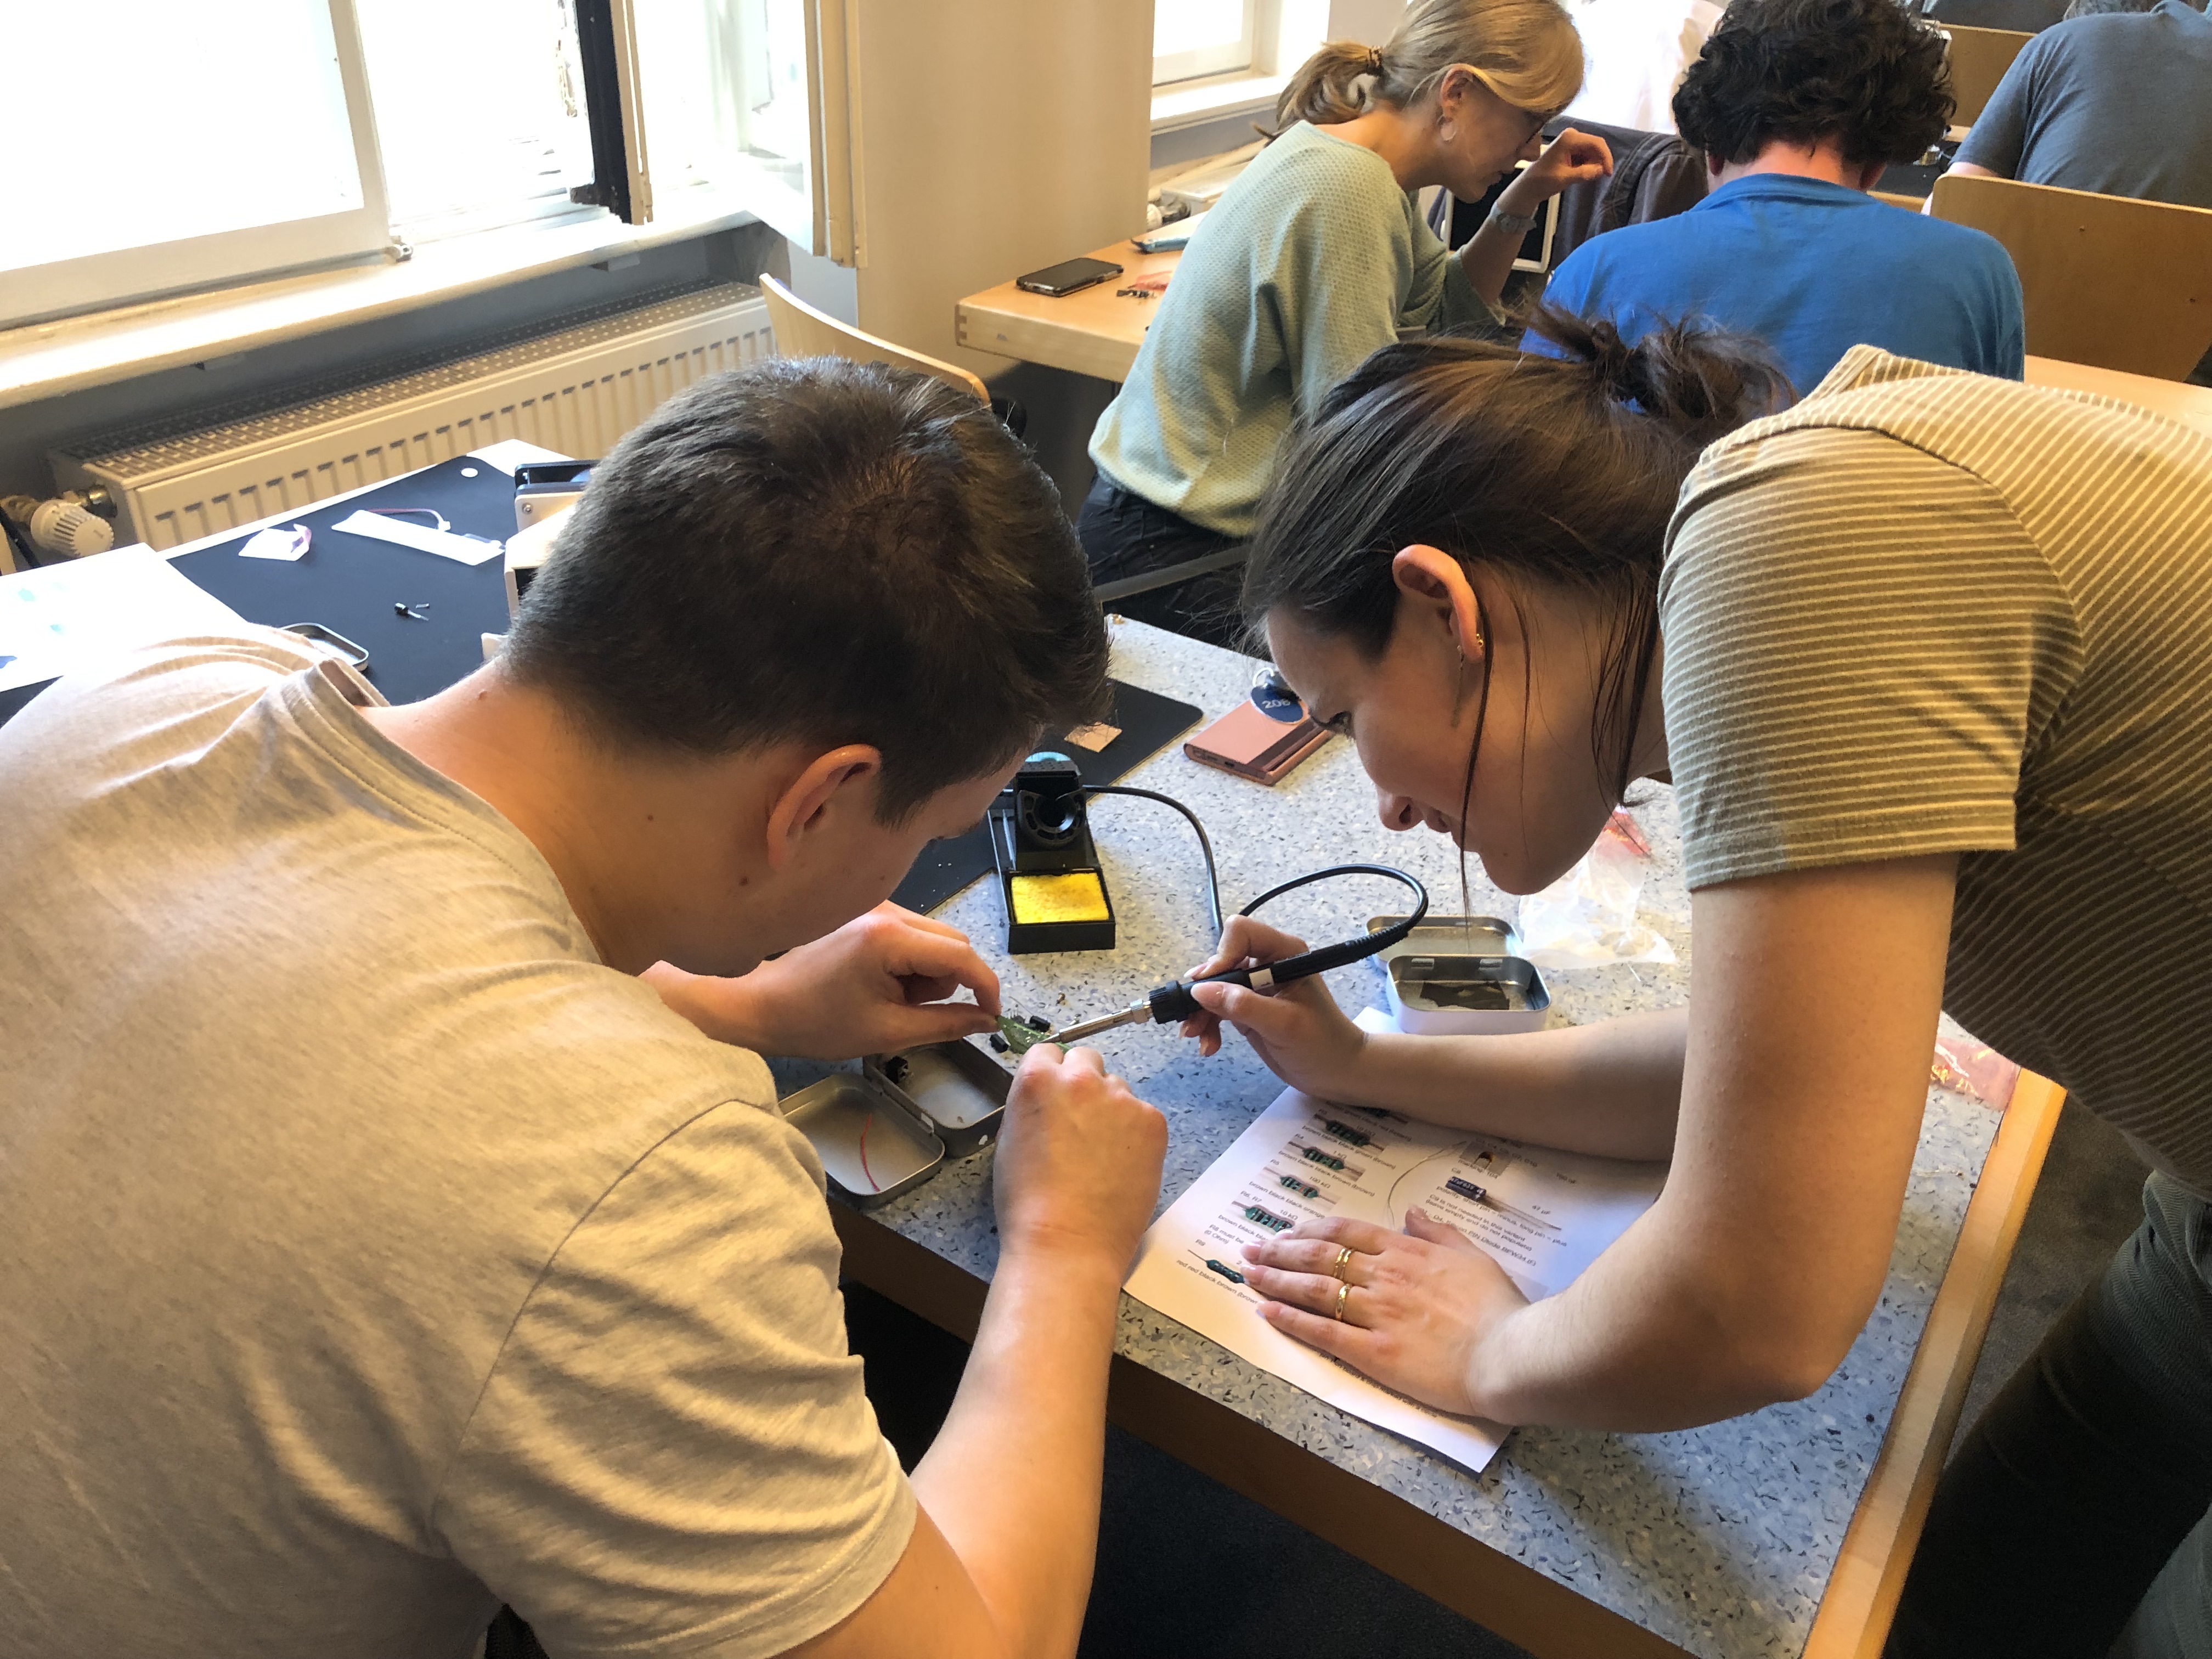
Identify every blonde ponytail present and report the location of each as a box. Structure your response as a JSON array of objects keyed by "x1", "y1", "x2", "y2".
[{"x1": 1269, "y1": 0, "x2": 1584, "y2": 138}]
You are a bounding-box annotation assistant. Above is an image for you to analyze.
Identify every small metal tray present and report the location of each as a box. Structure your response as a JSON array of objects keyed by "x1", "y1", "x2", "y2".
[
  {"x1": 780, "y1": 1074, "x2": 945, "y2": 1207},
  {"x1": 1362, "y1": 916, "x2": 1557, "y2": 1035},
  {"x1": 1389, "y1": 954, "x2": 1551, "y2": 1035},
  {"x1": 867, "y1": 1038, "x2": 1012, "y2": 1159}
]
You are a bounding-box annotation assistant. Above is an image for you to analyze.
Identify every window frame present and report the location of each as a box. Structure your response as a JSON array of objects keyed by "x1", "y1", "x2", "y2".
[
  {"x1": 1153, "y1": 0, "x2": 1261, "y2": 88},
  {"x1": 0, "y1": 0, "x2": 394, "y2": 331}
]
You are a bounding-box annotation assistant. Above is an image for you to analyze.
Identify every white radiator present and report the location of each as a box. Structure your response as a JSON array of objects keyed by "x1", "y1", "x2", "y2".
[{"x1": 52, "y1": 283, "x2": 775, "y2": 550}]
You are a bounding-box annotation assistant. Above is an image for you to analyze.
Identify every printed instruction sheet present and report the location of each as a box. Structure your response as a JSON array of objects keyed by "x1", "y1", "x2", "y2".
[{"x1": 1125, "y1": 1081, "x2": 1667, "y2": 1471}]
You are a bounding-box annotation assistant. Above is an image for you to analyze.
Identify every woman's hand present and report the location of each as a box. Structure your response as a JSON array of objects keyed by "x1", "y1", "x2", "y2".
[
  {"x1": 1499, "y1": 126, "x2": 1614, "y2": 210},
  {"x1": 1180, "y1": 915, "x2": 1370, "y2": 1098},
  {"x1": 1238, "y1": 1211, "x2": 1530, "y2": 1419},
  {"x1": 643, "y1": 903, "x2": 1001, "y2": 1060}
]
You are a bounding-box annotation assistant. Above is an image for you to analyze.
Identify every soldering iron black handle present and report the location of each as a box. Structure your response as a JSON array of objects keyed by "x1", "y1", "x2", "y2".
[{"x1": 1143, "y1": 864, "x2": 1429, "y2": 1024}]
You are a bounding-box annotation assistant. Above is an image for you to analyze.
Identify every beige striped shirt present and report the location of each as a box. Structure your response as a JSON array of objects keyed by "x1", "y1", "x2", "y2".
[{"x1": 1661, "y1": 348, "x2": 2212, "y2": 1190}]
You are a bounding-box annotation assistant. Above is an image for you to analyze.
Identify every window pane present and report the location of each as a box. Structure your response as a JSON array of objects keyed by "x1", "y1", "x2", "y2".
[
  {"x1": 629, "y1": 0, "x2": 816, "y2": 246},
  {"x1": 1154, "y1": 0, "x2": 1251, "y2": 58},
  {"x1": 0, "y1": 0, "x2": 365, "y2": 273},
  {"x1": 355, "y1": 0, "x2": 595, "y2": 238}
]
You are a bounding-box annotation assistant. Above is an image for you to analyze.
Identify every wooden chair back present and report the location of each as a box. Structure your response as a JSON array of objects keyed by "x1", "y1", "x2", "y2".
[
  {"x1": 1930, "y1": 173, "x2": 2212, "y2": 379},
  {"x1": 1942, "y1": 24, "x2": 2034, "y2": 126},
  {"x1": 758, "y1": 274, "x2": 989, "y2": 402}
]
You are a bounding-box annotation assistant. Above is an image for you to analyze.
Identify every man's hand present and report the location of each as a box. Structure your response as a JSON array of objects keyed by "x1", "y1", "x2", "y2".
[
  {"x1": 644, "y1": 904, "x2": 1002, "y2": 1060},
  {"x1": 1236, "y1": 1211, "x2": 1530, "y2": 1418},
  {"x1": 992, "y1": 1044, "x2": 1167, "y2": 1275}
]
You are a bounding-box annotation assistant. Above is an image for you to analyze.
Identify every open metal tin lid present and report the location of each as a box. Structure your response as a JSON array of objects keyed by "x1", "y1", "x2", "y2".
[{"x1": 780, "y1": 1073, "x2": 945, "y2": 1208}]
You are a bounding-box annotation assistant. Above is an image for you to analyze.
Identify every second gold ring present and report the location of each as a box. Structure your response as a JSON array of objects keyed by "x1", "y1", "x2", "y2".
[{"x1": 1334, "y1": 1280, "x2": 1352, "y2": 1322}]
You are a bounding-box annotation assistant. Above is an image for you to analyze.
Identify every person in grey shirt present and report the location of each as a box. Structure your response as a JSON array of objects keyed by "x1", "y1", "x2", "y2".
[
  {"x1": 1949, "y1": 0, "x2": 2212, "y2": 207},
  {"x1": 0, "y1": 358, "x2": 1167, "y2": 1659}
]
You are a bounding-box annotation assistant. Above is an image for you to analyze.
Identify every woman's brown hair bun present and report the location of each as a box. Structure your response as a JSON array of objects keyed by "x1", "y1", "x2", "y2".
[{"x1": 1522, "y1": 303, "x2": 1794, "y2": 444}]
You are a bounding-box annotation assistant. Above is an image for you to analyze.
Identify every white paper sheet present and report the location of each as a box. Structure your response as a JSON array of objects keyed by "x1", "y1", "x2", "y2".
[
  {"x1": 330, "y1": 510, "x2": 505, "y2": 566},
  {"x1": 1124, "y1": 1048, "x2": 1666, "y2": 1471},
  {"x1": 467, "y1": 439, "x2": 572, "y2": 477},
  {"x1": 238, "y1": 523, "x2": 312, "y2": 561},
  {"x1": 0, "y1": 546, "x2": 251, "y2": 693}
]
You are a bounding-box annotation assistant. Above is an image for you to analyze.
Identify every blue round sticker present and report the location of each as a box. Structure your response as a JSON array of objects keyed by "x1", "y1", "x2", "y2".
[{"x1": 1249, "y1": 675, "x2": 1305, "y2": 723}]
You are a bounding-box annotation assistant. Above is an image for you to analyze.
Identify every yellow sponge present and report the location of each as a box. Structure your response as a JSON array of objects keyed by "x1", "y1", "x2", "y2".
[{"x1": 1008, "y1": 871, "x2": 1111, "y2": 924}]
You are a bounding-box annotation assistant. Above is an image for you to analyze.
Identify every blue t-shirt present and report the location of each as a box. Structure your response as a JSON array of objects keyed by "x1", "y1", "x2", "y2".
[
  {"x1": 1953, "y1": 1, "x2": 2212, "y2": 210},
  {"x1": 1529, "y1": 174, "x2": 2025, "y2": 394}
]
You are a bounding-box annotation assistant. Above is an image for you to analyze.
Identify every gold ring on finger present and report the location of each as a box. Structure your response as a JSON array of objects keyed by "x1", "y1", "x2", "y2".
[
  {"x1": 1334, "y1": 1280, "x2": 1352, "y2": 1322},
  {"x1": 1331, "y1": 1245, "x2": 1355, "y2": 1282}
]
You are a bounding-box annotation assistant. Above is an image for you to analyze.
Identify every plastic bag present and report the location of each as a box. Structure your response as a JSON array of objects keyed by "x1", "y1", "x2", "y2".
[
  {"x1": 1516, "y1": 812, "x2": 1678, "y2": 969},
  {"x1": 1931, "y1": 1031, "x2": 2019, "y2": 1108}
]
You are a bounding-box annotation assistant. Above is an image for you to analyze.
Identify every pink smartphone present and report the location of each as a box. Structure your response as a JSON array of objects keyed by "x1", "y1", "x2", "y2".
[{"x1": 1183, "y1": 699, "x2": 1331, "y2": 785}]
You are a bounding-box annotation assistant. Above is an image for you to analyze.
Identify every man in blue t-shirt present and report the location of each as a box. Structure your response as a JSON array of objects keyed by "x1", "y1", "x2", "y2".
[
  {"x1": 1949, "y1": 0, "x2": 2212, "y2": 208},
  {"x1": 1528, "y1": 0, "x2": 2025, "y2": 396}
]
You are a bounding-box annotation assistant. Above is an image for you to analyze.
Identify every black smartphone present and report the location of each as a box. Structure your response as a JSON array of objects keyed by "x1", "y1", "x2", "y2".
[{"x1": 1015, "y1": 256, "x2": 1124, "y2": 297}]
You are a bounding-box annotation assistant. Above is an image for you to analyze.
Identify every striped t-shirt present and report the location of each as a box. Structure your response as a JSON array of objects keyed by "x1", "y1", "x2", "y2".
[{"x1": 1661, "y1": 348, "x2": 2212, "y2": 1191}]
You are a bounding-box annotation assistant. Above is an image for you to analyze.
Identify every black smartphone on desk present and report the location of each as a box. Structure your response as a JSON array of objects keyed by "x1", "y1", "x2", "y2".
[{"x1": 1016, "y1": 256, "x2": 1123, "y2": 297}]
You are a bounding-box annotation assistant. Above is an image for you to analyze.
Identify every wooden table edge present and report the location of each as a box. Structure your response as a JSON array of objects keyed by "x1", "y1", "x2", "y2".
[
  {"x1": 832, "y1": 1071, "x2": 2064, "y2": 1659},
  {"x1": 1799, "y1": 1070, "x2": 2067, "y2": 1658},
  {"x1": 832, "y1": 1204, "x2": 1692, "y2": 1659}
]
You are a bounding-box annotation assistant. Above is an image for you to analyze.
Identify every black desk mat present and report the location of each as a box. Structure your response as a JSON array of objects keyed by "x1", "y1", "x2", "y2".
[
  {"x1": 8, "y1": 468, "x2": 1201, "y2": 919},
  {"x1": 891, "y1": 679, "x2": 1203, "y2": 914},
  {"x1": 170, "y1": 456, "x2": 520, "y2": 706}
]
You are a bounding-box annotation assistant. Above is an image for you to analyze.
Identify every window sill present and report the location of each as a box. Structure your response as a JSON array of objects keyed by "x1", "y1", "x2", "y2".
[
  {"x1": 0, "y1": 197, "x2": 760, "y2": 414},
  {"x1": 1152, "y1": 71, "x2": 1290, "y2": 133}
]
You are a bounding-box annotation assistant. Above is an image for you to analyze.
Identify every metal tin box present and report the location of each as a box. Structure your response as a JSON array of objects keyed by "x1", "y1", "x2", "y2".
[
  {"x1": 780, "y1": 1073, "x2": 945, "y2": 1207},
  {"x1": 867, "y1": 1037, "x2": 1012, "y2": 1159},
  {"x1": 1367, "y1": 913, "x2": 1553, "y2": 1035},
  {"x1": 1387, "y1": 954, "x2": 1551, "y2": 1035}
]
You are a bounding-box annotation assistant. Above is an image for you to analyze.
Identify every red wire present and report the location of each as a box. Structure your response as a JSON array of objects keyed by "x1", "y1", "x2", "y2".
[{"x1": 859, "y1": 1113, "x2": 881, "y2": 1192}]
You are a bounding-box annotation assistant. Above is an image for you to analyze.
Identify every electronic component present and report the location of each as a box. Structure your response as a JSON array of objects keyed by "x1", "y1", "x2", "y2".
[
  {"x1": 991, "y1": 1013, "x2": 1054, "y2": 1056},
  {"x1": 1277, "y1": 1174, "x2": 1321, "y2": 1200},
  {"x1": 1443, "y1": 1172, "x2": 1558, "y2": 1232},
  {"x1": 1205, "y1": 1257, "x2": 1246, "y2": 1284},
  {"x1": 1242, "y1": 1204, "x2": 1293, "y2": 1232},
  {"x1": 1293, "y1": 1143, "x2": 1363, "y2": 1180},
  {"x1": 1322, "y1": 1120, "x2": 1372, "y2": 1148}
]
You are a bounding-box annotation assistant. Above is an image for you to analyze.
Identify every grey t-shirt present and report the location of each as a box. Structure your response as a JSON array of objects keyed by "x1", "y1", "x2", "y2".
[
  {"x1": 1954, "y1": 1, "x2": 2212, "y2": 208},
  {"x1": 0, "y1": 633, "x2": 914, "y2": 1657}
]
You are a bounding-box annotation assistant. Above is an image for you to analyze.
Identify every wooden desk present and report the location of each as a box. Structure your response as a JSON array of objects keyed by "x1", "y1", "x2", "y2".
[
  {"x1": 2026, "y1": 357, "x2": 2212, "y2": 439},
  {"x1": 785, "y1": 621, "x2": 2063, "y2": 1659},
  {"x1": 958, "y1": 247, "x2": 2212, "y2": 442},
  {"x1": 956, "y1": 239, "x2": 1171, "y2": 382}
]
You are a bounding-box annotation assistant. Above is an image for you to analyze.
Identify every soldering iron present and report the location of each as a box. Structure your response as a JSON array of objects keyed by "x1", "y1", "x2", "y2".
[{"x1": 1045, "y1": 862, "x2": 1430, "y2": 1043}]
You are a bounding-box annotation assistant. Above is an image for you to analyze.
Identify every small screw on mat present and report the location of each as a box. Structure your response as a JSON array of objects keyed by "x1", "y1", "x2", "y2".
[{"x1": 392, "y1": 602, "x2": 430, "y2": 620}]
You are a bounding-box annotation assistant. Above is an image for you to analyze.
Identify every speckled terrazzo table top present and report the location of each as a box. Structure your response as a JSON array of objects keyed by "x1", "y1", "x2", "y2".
[{"x1": 774, "y1": 619, "x2": 1999, "y2": 1659}]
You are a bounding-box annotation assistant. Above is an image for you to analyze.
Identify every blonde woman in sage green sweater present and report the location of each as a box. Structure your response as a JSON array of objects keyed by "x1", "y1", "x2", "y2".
[{"x1": 1081, "y1": 0, "x2": 1611, "y2": 637}]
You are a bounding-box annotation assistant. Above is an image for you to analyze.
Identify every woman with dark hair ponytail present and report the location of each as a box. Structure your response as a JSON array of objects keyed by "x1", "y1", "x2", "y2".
[
  {"x1": 1079, "y1": 0, "x2": 1610, "y2": 640},
  {"x1": 1179, "y1": 314, "x2": 2212, "y2": 1658}
]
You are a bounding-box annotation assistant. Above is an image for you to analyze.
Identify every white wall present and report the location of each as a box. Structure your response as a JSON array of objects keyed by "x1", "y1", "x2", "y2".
[{"x1": 849, "y1": 0, "x2": 1153, "y2": 377}]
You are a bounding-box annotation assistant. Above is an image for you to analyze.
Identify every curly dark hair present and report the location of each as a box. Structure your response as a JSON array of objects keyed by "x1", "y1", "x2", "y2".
[{"x1": 1672, "y1": 0, "x2": 1954, "y2": 168}]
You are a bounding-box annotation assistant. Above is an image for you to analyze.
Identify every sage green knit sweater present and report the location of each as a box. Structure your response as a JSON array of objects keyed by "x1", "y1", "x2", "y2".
[{"x1": 1089, "y1": 121, "x2": 1494, "y2": 540}]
